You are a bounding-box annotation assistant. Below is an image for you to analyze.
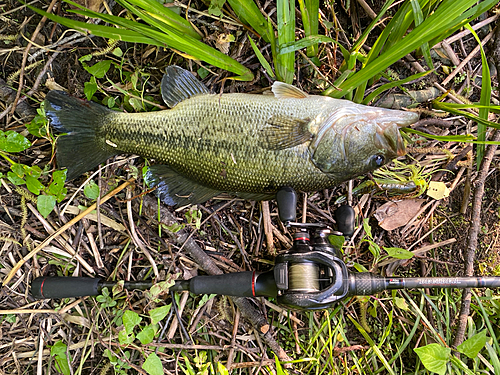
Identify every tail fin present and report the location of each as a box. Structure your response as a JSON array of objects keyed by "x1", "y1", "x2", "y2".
[{"x1": 45, "y1": 91, "x2": 117, "y2": 180}]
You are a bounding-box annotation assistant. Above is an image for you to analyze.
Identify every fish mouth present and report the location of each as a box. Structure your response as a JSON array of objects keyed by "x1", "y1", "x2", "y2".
[{"x1": 373, "y1": 110, "x2": 418, "y2": 157}]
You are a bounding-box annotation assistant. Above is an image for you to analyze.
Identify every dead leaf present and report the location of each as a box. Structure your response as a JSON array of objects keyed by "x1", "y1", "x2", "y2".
[
  {"x1": 427, "y1": 181, "x2": 450, "y2": 200},
  {"x1": 374, "y1": 199, "x2": 425, "y2": 231}
]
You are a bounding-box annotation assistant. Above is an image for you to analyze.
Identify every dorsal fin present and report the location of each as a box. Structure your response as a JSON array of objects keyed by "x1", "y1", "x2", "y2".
[
  {"x1": 161, "y1": 66, "x2": 209, "y2": 108},
  {"x1": 271, "y1": 82, "x2": 309, "y2": 99}
]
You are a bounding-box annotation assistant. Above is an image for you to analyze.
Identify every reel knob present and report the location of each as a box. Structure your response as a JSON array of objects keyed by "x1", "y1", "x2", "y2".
[
  {"x1": 335, "y1": 205, "x2": 355, "y2": 239},
  {"x1": 276, "y1": 187, "x2": 297, "y2": 223}
]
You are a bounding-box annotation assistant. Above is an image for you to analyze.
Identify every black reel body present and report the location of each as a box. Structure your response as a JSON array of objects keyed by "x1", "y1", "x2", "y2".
[{"x1": 273, "y1": 228, "x2": 349, "y2": 309}]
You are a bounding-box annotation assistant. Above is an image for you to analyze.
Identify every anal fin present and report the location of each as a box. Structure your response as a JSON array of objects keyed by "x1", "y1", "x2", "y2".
[{"x1": 144, "y1": 165, "x2": 220, "y2": 206}]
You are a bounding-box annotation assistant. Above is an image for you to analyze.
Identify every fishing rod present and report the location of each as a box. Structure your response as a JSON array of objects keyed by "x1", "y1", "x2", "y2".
[{"x1": 31, "y1": 188, "x2": 500, "y2": 309}]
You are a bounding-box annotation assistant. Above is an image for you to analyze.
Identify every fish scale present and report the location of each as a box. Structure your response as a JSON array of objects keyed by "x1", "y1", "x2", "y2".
[
  {"x1": 104, "y1": 94, "x2": 335, "y2": 193},
  {"x1": 44, "y1": 66, "x2": 419, "y2": 205}
]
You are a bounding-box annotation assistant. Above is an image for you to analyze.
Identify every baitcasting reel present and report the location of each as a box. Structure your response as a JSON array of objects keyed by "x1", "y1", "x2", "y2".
[{"x1": 31, "y1": 187, "x2": 500, "y2": 309}]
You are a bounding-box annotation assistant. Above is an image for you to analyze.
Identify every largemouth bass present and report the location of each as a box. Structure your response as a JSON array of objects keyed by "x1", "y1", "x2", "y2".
[{"x1": 45, "y1": 66, "x2": 418, "y2": 205}]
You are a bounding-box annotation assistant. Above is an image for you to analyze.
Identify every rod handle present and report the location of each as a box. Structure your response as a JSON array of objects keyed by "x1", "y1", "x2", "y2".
[
  {"x1": 31, "y1": 277, "x2": 101, "y2": 299},
  {"x1": 189, "y1": 272, "x2": 277, "y2": 297}
]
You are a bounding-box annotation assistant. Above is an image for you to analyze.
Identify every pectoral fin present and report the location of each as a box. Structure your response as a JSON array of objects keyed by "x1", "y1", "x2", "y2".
[
  {"x1": 260, "y1": 115, "x2": 313, "y2": 150},
  {"x1": 145, "y1": 165, "x2": 220, "y2": 206}
]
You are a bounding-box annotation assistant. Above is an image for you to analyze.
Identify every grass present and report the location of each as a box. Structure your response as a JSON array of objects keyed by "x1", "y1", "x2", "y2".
[{"x1": 1, "y1": 0, "x2": 500, "y2": 374}]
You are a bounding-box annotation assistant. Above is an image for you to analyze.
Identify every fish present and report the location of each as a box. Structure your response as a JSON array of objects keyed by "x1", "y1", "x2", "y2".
[{"x1": 44, "y1": 65, "x2": 419, "y2": 206}]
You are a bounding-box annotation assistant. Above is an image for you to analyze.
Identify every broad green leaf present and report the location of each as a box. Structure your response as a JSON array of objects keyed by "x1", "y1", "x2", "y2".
[
  {"x1": 84, "y1": 180, "x2": 100, "y2": 200},
  {"x1": 118, "y1": 330, "x2": 135, "y2": 345},
  {"x1": 217, "y1": 362, "x2": 230, "y2": 375},
  {"x1": 25, "y1": 174, "x2": 44, "y2": 195},
  {"x1": 385, "y1": 247, "x2": 414, "y2": 260},
  {"x1": 51, "y1": 341, "x2": 71, "y2": 375},
  {"x1": 208, "y1": 0, "x2": 226, "y2": 16},
  {"x1": 48, "y1": 170, "x2": 68, "y2": 202},
  {"x1": 123, "y1": 310, "x2": 142, "y2": 334},
  {"x1": 457, "y1": 330, "x2": 487, "y2": 359},
  {"x1": 84, "y1": 76, "x2": 98, "y2": 101},
  {"x1": 414, "y1": 343, "x2": 450, "y2": 375},
  {"x1": 393, "y1": 296, "x2": 409, "y2": 311},
  {"x1": 27, "y1": 109, "x2": 48, "y2": 137},
  {"x1": 7, "y1": 171, "x2": 25, "y2": 185},
  {"x1": 149, "y1": 304, "x2": 171, "y2": 325},
  {"x1": 136, "y1": 324, "x2": 157, "y2": 345},
  {"x1": 84, "y1": 60, "x2": 112, "y2": 78},
  {"x1": 328, "y1": 235, "x2": 345, "y2": 251},
  {"x1": 11, "y1": 163, "x2": 25, "y2": 178},
  {"x1": 142, "y1": 352, "x2": 163, "y2": 375},
  {"x1": 0, "y1": 130, "x2": 31, "y2": 152},
  {"x1": 38, "y1": 195, "x2": 57, "y2": 218}
]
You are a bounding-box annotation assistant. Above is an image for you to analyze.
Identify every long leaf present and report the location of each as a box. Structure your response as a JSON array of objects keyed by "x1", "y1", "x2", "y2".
[
  {"x1": 361, "y1": 69, "x2": 433, "y2": 105},
  {"x1": 466, "y1": 23, "x2": 491, "y2": 169},
  {"x1": 226, "y1": 0, "x2": 270, "y2": 42},
  {"x1": 325, "y1": 0, "x2": 497, "y2": 98},
  {"x1": 276, "y1": 0, "x2": 295, "y2": 83},
  {"x1": 60, "y1": 0, "x2": 253, "y2": 80},
  {"x1": 298, "y1": 0, "x2": 319, "y2": 57},
  {"x1": 27, "y1": 5, "x2": 163, "y2": 46},
  {"x1": 123, "y1": 0, "x2": 201, "y2": 40}
]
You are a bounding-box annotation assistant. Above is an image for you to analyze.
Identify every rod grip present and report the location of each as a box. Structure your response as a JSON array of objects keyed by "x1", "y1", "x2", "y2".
[
  {"x1": 31, "y1": 277, "x2": 101, "y2": 299},
  {"x1": 189, "y1": 272, "x2": 257, "y2": 297},
  {"x1": 350, "y1": 273, "x2": 387, "y2": 295}
]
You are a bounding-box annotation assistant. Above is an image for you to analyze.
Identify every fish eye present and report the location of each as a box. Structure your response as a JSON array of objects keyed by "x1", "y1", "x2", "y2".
[{"x1": 372, "y1": 154, "x2": 385, "y2": 167}]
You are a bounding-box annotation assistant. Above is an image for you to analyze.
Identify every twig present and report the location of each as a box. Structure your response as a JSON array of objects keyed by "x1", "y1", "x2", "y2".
[
  {"x1": 261, "y1": 201, "x2": 274, "y2": 253},
  {"x1": 2, "y1": 179, "x2": 135, "y2": 285},
  {"x1": 142, "y1": 196, "x2": 292, "y2": 364},
  {"x1": 452, "y1": 130, "x2": 500, "y2": 348}
]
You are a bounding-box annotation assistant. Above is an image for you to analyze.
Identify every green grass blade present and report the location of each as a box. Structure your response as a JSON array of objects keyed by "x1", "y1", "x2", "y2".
[
  {"x1": 403, "y1": 128, "x2": 476, "y2": 142},
  {"x1": 325, "y1": 0, "x2": 497, "y2": 98},
  {"x1": 362, "y1": 69, "x2": 433, "y2": 104},
  {"x1": 485, "y1": 343, "x2": 500, "y2": 374},
  {"x1": 27, "y1": 4, "x2": 163, "y2": 46},
  {"x1": 276, "y1": 0, "x2": 295, "y2": 83},
  {"x1": 278, "y1": 35, "x2": 349, "y2": 57},
  {"x1": 248, "y1": 36, "x2": 275, "y2": 78},
  {"x1": 226, "y1": 0, "x2": 270, "y2": 42},
  {"x1": 428, "y1": 0, "x2": 499, "y2": 47},
  {"x1": 298, "y1": 0, "x2": 319, "y2": 57},
  {"x1": 121, "y1": 0, "x2": 201, "y2": 40},
  {"x1": 347, "y1": 315, "x2": 396, "y2": 375},
  {"x1": 410, "y1": 0, "x2": 433, "y2": 69},
  {"x1": 432, "y1": 102, "x2": 499, "y2": 129},
  {"x1": 63, "y1": 0, "x2": 253, "y2": 80},
  {"x1": 465, "y1": 24, "x2": 491, "y2": 169}
]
